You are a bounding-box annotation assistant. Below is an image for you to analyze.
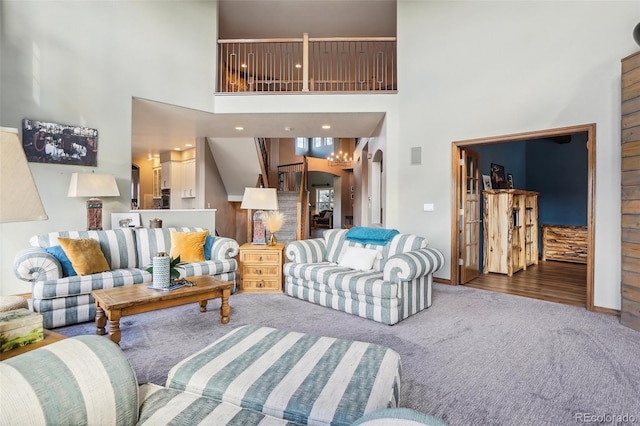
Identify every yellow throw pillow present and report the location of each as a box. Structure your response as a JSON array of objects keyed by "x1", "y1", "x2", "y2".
[
  {"x1": 57, "y1": 237, "x2": 110, "y2": 276},
  {"x1": 170, "y1": 231, "x2": 208, "y2": 262}
]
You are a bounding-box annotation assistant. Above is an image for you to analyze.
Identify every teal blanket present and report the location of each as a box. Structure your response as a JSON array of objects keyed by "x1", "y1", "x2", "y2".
[{"x1": 346, "y1": 227, "x2": 399, "y2": 245}]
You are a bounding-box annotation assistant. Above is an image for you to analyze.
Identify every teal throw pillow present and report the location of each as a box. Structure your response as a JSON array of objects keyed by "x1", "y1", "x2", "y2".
[
  {"x1": 204, "y1": 235, "x2": 215, "y2": 260},
  {"x1": 45, "y1": 245, "x2": 77, "y2": 277}
]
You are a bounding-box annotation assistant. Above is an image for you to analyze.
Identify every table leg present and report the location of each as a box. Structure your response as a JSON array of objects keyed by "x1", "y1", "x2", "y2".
[
  {"x1": 107, "y1": 310, "x2": 122, "y2": 345},
  {"x1": 95, "y1": 305, "x2": 106, "y2": 336},
  {"x1": 220, "y1": 288, "x2": 230, "y2": 324},
  {"x1": 199, "y1": 300, "x2": 208, "y2": 312}
]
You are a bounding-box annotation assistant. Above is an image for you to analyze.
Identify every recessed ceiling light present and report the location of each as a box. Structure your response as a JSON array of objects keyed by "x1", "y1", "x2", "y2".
[
  {"x1": 284, "y1": 126, "x2": 293, "y2": 132},
  {"x1": 322, "y1": 125, "x2": 331, "y2": 130},
  {"x1": 174, "y1": 147, "x2": 181, "y2": 151},
  {"x1": 235, "y1": 126, "x2": 244, "y2": 131},
  {"x1": 185, "y1": 143, "x2": 193, "y2": 147}
]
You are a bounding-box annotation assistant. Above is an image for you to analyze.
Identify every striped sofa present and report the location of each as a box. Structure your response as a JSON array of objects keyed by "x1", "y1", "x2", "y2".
[
  {"x1": 284, "y1": 229, "x2": 445, "y2": 325},
  {"x1": 13, "y1": 227, "x2": 239, "y2": 328},
  {"x1": 0, "y1": 327, "x2": 447, "y2": 425}
]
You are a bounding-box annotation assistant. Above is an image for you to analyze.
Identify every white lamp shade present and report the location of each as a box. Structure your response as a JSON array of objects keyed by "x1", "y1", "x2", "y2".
[
  {"x1": 68, "y1": 173, "x2": 120, "y2": 198},
  {"x1": 0, "y1": 127, "x2": 48, "y2": 223},
  {"x1": 240, "y1": 187, "x2": 278, "y2": 211}
]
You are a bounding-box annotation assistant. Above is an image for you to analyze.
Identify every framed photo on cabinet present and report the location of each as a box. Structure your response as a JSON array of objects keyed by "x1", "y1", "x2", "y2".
[
  {"x1": 482, "y1": 175, "x2": 492, "y2": 190},
  {"x1": 490, "y1": 163, "x2": 508, "y2": 189}
]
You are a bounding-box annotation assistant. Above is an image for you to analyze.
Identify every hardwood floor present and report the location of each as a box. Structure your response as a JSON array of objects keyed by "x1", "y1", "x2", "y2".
[
  {"x1": 309, "y1": 228, "x2": 586, "y2": 308},
  {"x1": 464, "y1": 261, "x2": 587, "y2": 307}
]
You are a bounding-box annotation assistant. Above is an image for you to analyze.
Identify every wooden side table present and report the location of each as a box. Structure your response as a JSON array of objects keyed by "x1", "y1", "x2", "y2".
[
  {"x1": 238, "y1": 243, "x2": 284, "y2": 293},
  {"x1": 0, "y1": 329, "x2": 66, "y2": 361}
]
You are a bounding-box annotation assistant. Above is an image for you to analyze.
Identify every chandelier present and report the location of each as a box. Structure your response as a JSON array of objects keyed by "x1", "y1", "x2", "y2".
[{"x1": 327, "y1": 151, "x2": 352, "y2": 167}]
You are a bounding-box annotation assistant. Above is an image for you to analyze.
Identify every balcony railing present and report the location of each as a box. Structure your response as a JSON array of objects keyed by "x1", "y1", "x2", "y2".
[{"x1": 217, "y1": 34, "x2": 396, "y2": 94}]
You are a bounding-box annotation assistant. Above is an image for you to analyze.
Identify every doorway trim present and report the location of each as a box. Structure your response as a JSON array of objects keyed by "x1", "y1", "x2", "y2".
[{"x1": 450, "y1": 123, "x2": 596, "y2": 311}]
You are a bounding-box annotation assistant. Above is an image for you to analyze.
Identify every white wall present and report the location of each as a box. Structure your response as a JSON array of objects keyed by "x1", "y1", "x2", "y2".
[
  {"x1": 396, "y1": 0, "x2": 639, "y2": 310},
  {"x1": 1, "y1": 0, "x2": 637, "y2": 311},
  {"x1": 0, "y1": 0, "x2": 218, "y2": 295}
]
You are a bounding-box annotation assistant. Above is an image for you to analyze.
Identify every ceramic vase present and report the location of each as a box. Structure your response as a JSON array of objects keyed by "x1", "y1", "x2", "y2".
[{"x1": 152, "y1": 253, "x2": 170, "y2": 288}]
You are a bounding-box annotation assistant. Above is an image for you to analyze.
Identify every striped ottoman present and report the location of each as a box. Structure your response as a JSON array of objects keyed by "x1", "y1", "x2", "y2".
[{"x1": 166, "y1": 325, "x2": 402, "y2": 426}]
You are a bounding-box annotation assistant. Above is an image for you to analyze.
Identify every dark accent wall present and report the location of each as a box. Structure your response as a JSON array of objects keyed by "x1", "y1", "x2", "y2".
[{"x1": 525, "y1": 133, "x2": 588, "y2": 226}]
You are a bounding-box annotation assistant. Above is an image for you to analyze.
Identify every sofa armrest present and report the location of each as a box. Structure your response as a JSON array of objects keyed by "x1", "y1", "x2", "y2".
[
  {"x1": 383, "y1": 247, "x2": 445, "y2": 282},
  {"x1": 285, "y1": 238, "x2": 327, "y2": 263},
  {"x1": 13, "y1": 248, "x2": 62, "y2": 282},
  {"x1": 0, "y1": 335, "x2": 139, "y2": 425},
  {"x1": 353, "y1": 408, "x2": 447, "y2": 426},
  {"x1": 209, "y1": 237, "x2": 240, "y2": 260}
]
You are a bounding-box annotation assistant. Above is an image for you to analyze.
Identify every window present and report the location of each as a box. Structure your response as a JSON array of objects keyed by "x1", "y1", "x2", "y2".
[
  {"x1": 296, "y1": 137, "x2": 307, "y2": 149},
  {"x1": 295, "y1": 137, "x2": 336, "y2": 158},
  {"x1": 316, "y1": 188, "x2": 334, "y2": 211}
]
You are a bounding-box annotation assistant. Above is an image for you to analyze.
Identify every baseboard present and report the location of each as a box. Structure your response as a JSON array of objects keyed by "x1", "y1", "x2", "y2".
[
  {"x1": 592, "y1": 305, "x2": 620, "y2": 316},
  {"x1": 433, "y1": 277, "x2": 451, "y2": 285}
]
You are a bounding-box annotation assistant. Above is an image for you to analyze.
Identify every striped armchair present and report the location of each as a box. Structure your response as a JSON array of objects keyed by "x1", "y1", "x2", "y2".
[
  {"x1": 13, "y1": 227, "x2": 239, "y2": 328},
  {"x1": 284, "y1": 229, "x2": 445, "y2": 325}
]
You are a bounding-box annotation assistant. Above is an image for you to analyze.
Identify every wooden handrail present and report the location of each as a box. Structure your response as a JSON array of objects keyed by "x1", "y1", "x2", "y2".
[
  {"x1": 218, "y1": 36, "x2": 396, "y2": 44},
  {"x1": 255, "y1": 138, "x2": 269, "y2": 188},
  {"x1": 296, "y1": 157, "x2": 309, "y2": 240}
]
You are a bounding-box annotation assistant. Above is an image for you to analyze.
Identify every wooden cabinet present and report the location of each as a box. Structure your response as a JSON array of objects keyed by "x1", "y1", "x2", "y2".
[
  {"x1": 181, "y1": 159, "x2": 196, "y2": 198},
  {"x1": 238, "y1": 243, "x2": 284, "y2": 293},
  {"x1": 483, "y1": 189, "x2": 539, "y2": 276},
  {"x1": 522, "y1": 193, "x2": 538, "y2": 268},
  {"x1": 621, "y1": 51, "x2": 640, "y2": 331},
  {"x1": 541, "y1": 225, "x2": 587, "y2": 264}
]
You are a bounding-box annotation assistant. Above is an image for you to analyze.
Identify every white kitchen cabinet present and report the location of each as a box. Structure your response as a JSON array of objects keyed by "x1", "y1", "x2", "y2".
[
  {"x1": 161, "y1": 162, "x2": 174, "y2": 189},
  {"x1": 181, "y1": 159, "x2": 196, "y2": 198}
]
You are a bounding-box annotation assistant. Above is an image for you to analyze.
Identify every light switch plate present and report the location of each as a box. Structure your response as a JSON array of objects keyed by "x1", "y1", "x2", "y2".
[{"x1": 423, "y1": 203, "x2": 435, "y2": 212}]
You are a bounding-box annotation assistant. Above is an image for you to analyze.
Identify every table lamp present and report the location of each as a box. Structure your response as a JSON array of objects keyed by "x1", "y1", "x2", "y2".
[
  {"x1": 68, "y1": 172, "x2": 120, "y2": 230},
  {"x1": 0, "y1": 127, "x2": 48, "y2": 223},
  {"x1": 240, "y1": 187, "x2": 278, "y2": 245}
]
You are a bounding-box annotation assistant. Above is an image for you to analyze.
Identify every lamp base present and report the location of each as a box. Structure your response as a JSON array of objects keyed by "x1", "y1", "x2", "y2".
[
  {"x1": 87, "y1": 198, "x2": 103, "y2": 230},
  {"x1": 251, "y1": 210, "x2": 267, "y2": 245}
]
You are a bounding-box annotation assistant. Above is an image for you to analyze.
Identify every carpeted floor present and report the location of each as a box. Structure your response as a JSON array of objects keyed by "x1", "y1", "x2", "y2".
[{"x1": 57, "y1": 284, "x2": 640, "y2": 426}]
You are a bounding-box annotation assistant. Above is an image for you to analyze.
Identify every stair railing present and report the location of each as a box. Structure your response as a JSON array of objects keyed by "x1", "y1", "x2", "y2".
[
  {"x1": 277, "y1": 162, "x2": 304, "y2": 191},
  {"x1": 296, "y1": 157, "x2": 309, "y2": 240}
]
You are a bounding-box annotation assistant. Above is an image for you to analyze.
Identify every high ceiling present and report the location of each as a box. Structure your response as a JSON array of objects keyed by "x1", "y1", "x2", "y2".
[
  {"x1": 218, "y1": 0, "x2": 396, "y2": 39},
  {"x1": 131, "y1": 0, "x2": 396, "y2": 160}
]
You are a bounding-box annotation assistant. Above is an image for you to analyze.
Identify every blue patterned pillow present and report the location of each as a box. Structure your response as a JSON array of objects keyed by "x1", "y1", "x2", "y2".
[
  {"x1": 204, "y1": 235, "x2": 215, "y2": 260},
  {"x1": 44, "y1": 245, "x2": 77, "y2": 277}
]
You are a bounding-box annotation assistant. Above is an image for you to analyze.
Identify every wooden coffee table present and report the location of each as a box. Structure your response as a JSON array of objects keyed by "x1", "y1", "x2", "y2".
[{"x1": 91, "y1": 275, "x2": 232, "y2": 345}]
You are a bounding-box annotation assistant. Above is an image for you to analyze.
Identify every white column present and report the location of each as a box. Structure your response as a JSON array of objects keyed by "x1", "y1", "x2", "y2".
[{"x1": 302, "y1": 32, "x2": 309, "y2": 92}]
